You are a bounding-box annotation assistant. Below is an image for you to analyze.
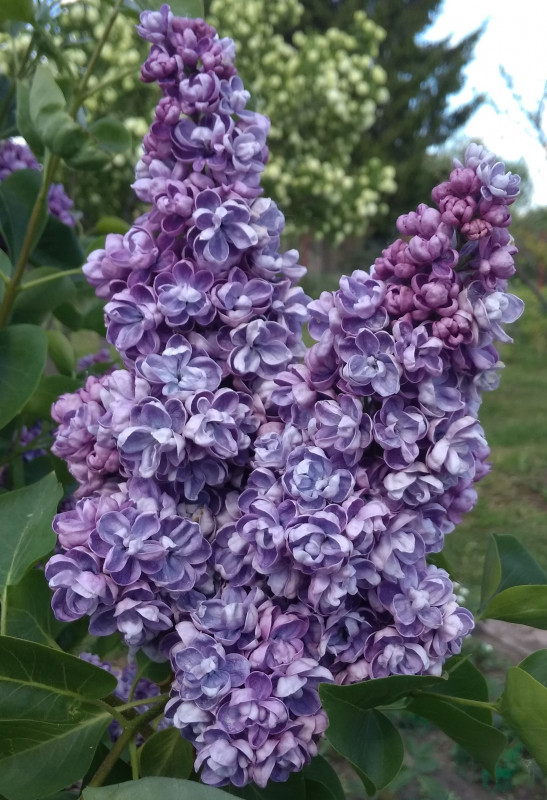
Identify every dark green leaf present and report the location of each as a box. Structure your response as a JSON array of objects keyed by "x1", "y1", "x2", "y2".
[
  {"x1": 425, "y1": 655, "x2": 491, "y2": 724},
  {"x1": 23, "y1": 374, "x2": 81, "y2": 421},
  {"x1": 406, "y1": 696, "x2": 505, "y2": 775},
  {"x1": 0, "y1": 472, "x2": 62, "y2": 593},
  {"x1": 46, "y1": 330, "x2": 76, "y2": 376},
  {"x1": 16, "y1": 82, "x2": 45, "y2": 158},
  {"x1": 0, "y1": 75, "x2": 16, "y2": 136},
  {"x1": 0, "y1": 636, "x2": 117, "y2": 800},
  {"x1": 319, "y1": 673, "x2": 442, "y2": 711},
  {"x1": 301, "y1": 755, "x2": 345, "y2": 800},
  {"x1": 480, "y1": 534, "x2": 547, "y2": 610},
  {"x1": 0, "y1": 251, "x2": 11, "y2": 279},
  {"x1": 13, "y1": 267, "x2": 77, "y2": 323},
  {"x1": 480, "y1": 585, "x2": 547, "y2": 629},
  {"x1": 83, "y1": 743, "x2": 132, "y2": 787},
  {"x1": 82, "y1": 300, "x2": 107, "y2": 335},
  {"x1": 32, "y1": 216, "x2": 85, "y2": 271},
  {"x1": 139, "y1": 728, "x2": 193, "y2": 779},
  {"x1": 0, "y1": 0, "x2": 34, "y2": 23},
  {"x1": 29, "y1": 67, "x2": 88, "y2": 160},
  {"x1": 320, "y1": 683, "x2": 404, "y2": 794},
  {"x1": 135, "y1": 650, "x2": 172, "y2": 684},
  {"x1": 89, "y1": 117, "x2": 132, "y2": 154},
  {"x1": 65, "y1": 139, "x2": 110, "y2": 171},
  {"x1": 84, "y1": 778, "x2": 235, "y2": 800},
  {"x1": 0, "y1": 324, "x2": 48, "y2": 430},
  {"x1": 5, "y1": 570, "x2": 64, "y2": 648},
  {"x1": 426, "y1": 550, "x2": 454, "y2": 575},
  {"x1": 518, "y1": 649, "x2": 547, "y2": 688},
  {"x1": 499, "y1": 666, "x2": 547, "y2": 774},
  {"x1": 0, "y1": 169, "x2": 48, "y2": 263},
  {"x1": 54, "y1": 301, "x2": 83, "y2": 330}
]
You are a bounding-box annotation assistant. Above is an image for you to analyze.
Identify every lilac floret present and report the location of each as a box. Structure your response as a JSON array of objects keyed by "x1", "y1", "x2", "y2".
[
  {"x1": 46, "y1": 547, "x2": 117, "y2": 621},
  {"x1": 338, "y1": 329, "x2": 400, "y2": 397}
]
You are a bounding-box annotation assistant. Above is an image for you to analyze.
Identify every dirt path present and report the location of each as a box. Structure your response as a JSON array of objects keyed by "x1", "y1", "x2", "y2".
[{"x1": 474, "y1": 620, "x2": 547, "y2": 664}]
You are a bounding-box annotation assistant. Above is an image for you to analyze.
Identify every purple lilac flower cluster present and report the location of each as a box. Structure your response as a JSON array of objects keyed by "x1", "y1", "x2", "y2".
[
  {"x1": 0, "y1": 139, "x2": 77, "y2": 227},
  {"x1": 47, "y1": 5, "x2": 523, "y2": 789}
]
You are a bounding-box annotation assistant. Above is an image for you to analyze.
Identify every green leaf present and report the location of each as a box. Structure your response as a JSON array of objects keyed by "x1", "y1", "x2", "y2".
[
  {"x1": 481, "y1": 585, "x2": 547, "y2": 629},
  {"x1": 480, "y1": 534, "x2": 547, "y2": 610},
  {"x1": 13, "y1": 267, "x2": 77, "y2": 324},
  {"x1": 0, "y1": 169, "x2": 48, "y2": 263},
  {"x1": 169, "y1": 0, "x2": 205, "y2": 16},
  {"x1": 319, "y1": 673, "x2": 442, "y2": 711},
  {"x1": 518, "y1": 649, "x2": 547, "y2": 687},
  {"x1": 82, "y1": 300, "x2": 107, "y2": 335},
  {"x1": 23, "y1": 374, "x2": 81, "y2": 421},
  {"x1": 94, "y1": 216, "x2": 131, "y2": 235},
  {"x1": 84, "y1": 778, "x2": 235, "y2": 800},
  {"x1": 0, "y1": 75, "x2": 16, "y2": 136},
  {"x1": 0, "y1": 472, "x2": 62, "y2": 594},
  {"x1": 301, "y1": 755, "x2": 345, "y2": 800},
  {"x1": 0, "y1": 0, "x2": 34, "y2": 23},
  {"x1": 16, "y1": 82, "x2": 45, "y2": 158},
  {"x1": 134, "y1": 649, "x2": 172, "y2": 684},
  {"x1": 29, "y1": 67, "x2": 88, "y2": 160},
  {"x1": 54, "y1": 301, "x2": 83, "y2": 330},
  {"x1": 499, "y1": 666, "x2": 547, "y2": 774},
  {"x1": 32, "y1": 216, "x2": 85, "y2": 271},
  {"x1": 0, "y1": 251, "x2": 11, "y2": 280},
  {"x1": 0, "y1": 324, "x2": 48, "y2": 430},
  {"x1": 406, "y1": 696, "x2": 506, "y2": 775},
  {"x1": 425, "y1": 655, "x2": 492, "y2": 724},
  {"x1": 89, "y1": 117, "x2": 132, "y2": 154},
  {"x1": 0, "y1": 636, "x2": 117, "y2": 800},
  {"x1": 5, "y1": 570, "x2": 64, "y2": 648},
  {"x1": 320, "y1": 683, "x2": 404, "y2": 794},
  {"x1": 46, "y1": 330, "x2": 76, "y2": 376},
  {"x1": 139, "y1": 728, "x2": 193, "y2": 779}
]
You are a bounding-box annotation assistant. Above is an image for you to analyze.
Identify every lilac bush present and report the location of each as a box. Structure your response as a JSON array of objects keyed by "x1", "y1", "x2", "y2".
[{"x1": 47, "y1": 4, "x2": 523, "y2": 789}]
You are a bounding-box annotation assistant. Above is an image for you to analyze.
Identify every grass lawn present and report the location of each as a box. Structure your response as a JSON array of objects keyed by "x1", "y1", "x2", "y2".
[{"x1": 444, "y1": 285, "x2": 547, "y2": 591}]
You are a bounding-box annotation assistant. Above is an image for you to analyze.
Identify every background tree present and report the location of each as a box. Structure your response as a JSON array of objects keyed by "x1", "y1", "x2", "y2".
[
  {"x1": 297, "y1": 0, "x2": 484, "y2": 243},
  {"x1": 208, "y1": 0, "x2": 397, "y2": 258}
]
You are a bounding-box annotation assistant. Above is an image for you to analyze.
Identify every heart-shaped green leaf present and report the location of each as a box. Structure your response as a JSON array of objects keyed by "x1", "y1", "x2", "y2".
[
  {"x1": 499, "y1": 666, "x2": 547, "y2": 774},
  {"x1": 139, "y1": 728, "x2": 193, "y2": 779},
  {"x1": 84, "y1": 778, "x2": 235, "y2": 800},
  {"x1": 0, "y1": 471, "x2": 62, "y2": 594},
  {"x1": 0, "y1": 636, "x2": 117, "y2": 800}
]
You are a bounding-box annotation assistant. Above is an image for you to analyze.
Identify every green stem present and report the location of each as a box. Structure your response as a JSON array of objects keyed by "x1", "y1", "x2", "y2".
[
  {"x1": 0, "y1": 587, "x2": 7, "y2": 636},
  {"x1": 0, "y1": 271, "x2": 9, "y2": 287},
  {"x1": 0, "y1": 152, "x2": 59, "y2": 328},
  {"x1": 129, "y1": 740, "x2": 139, "y2": 780},
  {"x1": 416, "y1": 692, "x2": 497, "y2": 713},
  {"x1": 86, "y1": 705, "x2": 165, "y2": 788},
  {"x1": 114, "y1": 692, "x2": 171, "y2": 712},
  {"x1": 19, "y1": 267, "x2": 83, "y2": 291}
]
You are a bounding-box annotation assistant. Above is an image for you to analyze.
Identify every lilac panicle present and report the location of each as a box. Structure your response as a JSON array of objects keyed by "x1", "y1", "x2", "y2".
[{"x1": 47, "y1": 7, "x2": 523, "y2": 791}]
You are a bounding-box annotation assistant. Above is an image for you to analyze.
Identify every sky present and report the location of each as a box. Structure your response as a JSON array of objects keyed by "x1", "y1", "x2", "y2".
[{"x1": 423, "y1": 0, "x2": 547, "y2": 206}]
